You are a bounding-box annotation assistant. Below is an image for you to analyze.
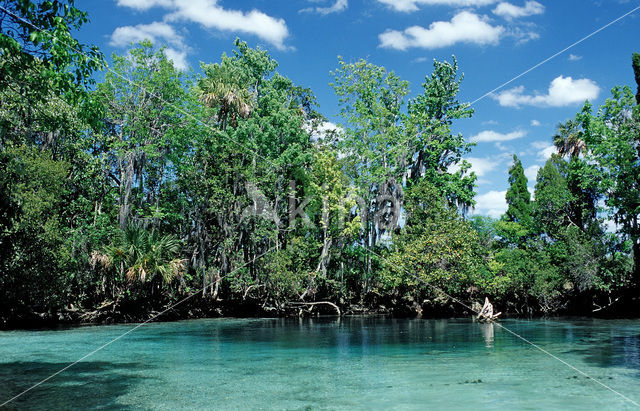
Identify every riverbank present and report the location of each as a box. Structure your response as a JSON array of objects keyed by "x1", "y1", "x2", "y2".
[{"x1": 4, "y1": 293, "x2": 639, "y2": 330}]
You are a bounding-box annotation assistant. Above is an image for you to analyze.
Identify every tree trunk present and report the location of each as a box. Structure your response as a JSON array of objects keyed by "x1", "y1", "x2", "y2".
[{"x1": 118, "y1": 151, "x2": 135, "y2": 230}]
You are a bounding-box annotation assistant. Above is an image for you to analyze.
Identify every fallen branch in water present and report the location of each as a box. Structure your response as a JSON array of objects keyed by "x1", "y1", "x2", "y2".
[
  {"x1": 593, "y1": 295, "x2": 622, "y2": 312},
  {"x1": 288, "y1": 301, "x2": 341, "y2": 316}
]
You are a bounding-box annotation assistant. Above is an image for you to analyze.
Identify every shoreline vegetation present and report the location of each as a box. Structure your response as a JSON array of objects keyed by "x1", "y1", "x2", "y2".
[{"x1": 2, "y1": 1, "x2": 640, "y2": 330}]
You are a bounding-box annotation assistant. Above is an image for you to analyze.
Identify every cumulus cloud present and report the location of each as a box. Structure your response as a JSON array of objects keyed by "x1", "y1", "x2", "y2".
[
  {"x1": 163, "y1": 48, "x2": 189, "y2": 71},
  {"x1": 466, "y1": 156, "x2": 500, "y2": 177},
  {"x1": 568, "y1": 54, "x2": 583, "y2": 61},
  {"x1": 450, "y1": 154, "x2": 511, "y2": 185},
  {"x1": 473, "y1": 190, "x2": 507, "y2": 218},
  {"x1": 524, "y1": 165, "x2": 540, "y2": 182},
  {"x1": 110, "y1": 22, "x2": 190, "y2": 70},
  {"x1": 379, "y1": 11, "x2": 504, "y2": 50},
  {"x1": 493, "y1": 1, "x2": 544, "y2": 19},
  {"x1": 530, "y1": 119, "x2": 541, "y2": 126},
  {"x1": 470, "y1": 129, "x2": 526, "y2": 142},
  {"x1": 300, "y1": 0, "x2": 348, "y2": 15},
  {"x1": 110, "y1": 21, "x2": 183, "y2": 47},
  {"x1": 493, "y1": 75, "x2": 600, "y2": 108},
  {"x1": 167, "y1": 0, "x2": 289, "y2": 50},
  {"x1": 116, "y1": 0, "x2": 290, "y2": 50},
  {"x1": 538, "y1": 145, "x2": 556, "y2": 160},
  {"x1": 376, "y1": 0, "x2": 499, "y2": 12}
]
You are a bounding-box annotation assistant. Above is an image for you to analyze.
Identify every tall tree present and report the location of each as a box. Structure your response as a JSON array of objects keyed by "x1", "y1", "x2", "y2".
[
  {"x1": 0, "y1": 1, "x2": 105, "y2": 325},
  {"x1": 580, "y1": 85, "x2": 640, "y2": 286},
  {"x1": 385, "y1": 180, "x2": 483, "y2": 302},
  {"x1": 532, "y1": 154, "x2": 572, "y2": 237},
  {"x1": 504, "y1": 155, "x2": 532, "y2": 229},
  {"x1": 331, "y1": 58, "x2": 409, "y2": 283},
  {"x1": 404, "y1": 57, "x2": 476, "y2": 212},
  {"x1": 180, "y1": 40, "x2": 317, "y2": 306},
  {"x1": 553, "y1": 119, "x2": 585, "y2": 158},
  {"x1": 196, "y1": 52, "x2": 261, "y2": 130},
  {"x1": 552, "y1": 120, "x2": 600, "y2": 232},
  {"x1": 93, "y1": 41, "x2": 187, "y2": 230},
  {"x1": 0, "y1": 146, "x2": 72, "y2": 322}
]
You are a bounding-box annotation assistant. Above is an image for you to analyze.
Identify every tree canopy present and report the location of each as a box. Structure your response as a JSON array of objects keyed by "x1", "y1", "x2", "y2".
[{"x1": 1, "y1": 1, "x2": 640, "y2": 325}]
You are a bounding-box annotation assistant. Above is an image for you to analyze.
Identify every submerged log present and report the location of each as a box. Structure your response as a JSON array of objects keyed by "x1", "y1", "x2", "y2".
[{"x1": 477, "y1": 297, "x2": 501, "y2": 322}]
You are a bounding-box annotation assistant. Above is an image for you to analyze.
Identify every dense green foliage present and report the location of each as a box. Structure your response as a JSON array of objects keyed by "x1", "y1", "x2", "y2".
[
  {"x1": 1, "y1": 1, "x2": 639, "y2": 326},
  {"x1": 504, "y1": 155, "x2": 532, "y2": 231}
]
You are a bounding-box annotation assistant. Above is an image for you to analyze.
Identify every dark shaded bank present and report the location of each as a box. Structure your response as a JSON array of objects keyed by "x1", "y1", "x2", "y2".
[{"x1": 3, "y1": 294, "x2": 639, "y2": 331}]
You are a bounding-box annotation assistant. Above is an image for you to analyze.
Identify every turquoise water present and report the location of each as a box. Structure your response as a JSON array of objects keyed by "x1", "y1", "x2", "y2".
[{"x1": 1, "y1": 317, "x2": 639, "y2": 410}]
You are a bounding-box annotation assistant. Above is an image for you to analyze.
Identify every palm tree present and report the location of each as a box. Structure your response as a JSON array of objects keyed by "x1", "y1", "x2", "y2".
[
  {"x1": 196, "y1": 62, "x2": 255, "y2": 130},
  {"x1": 553, "y1": 119, "x2": 586, "y2": 158},
  {"x1": 91, "y1": 224, "x2": 186, "y2": 283}
]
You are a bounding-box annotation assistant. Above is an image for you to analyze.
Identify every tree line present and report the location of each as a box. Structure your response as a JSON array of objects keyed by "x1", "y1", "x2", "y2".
[{"x1": 1, "y1": 1, "x2": 639, "y2": 327}]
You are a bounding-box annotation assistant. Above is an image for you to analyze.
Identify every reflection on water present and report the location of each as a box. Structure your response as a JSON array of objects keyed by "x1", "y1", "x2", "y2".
[
  {"x1": 1, "y1": 317, "x2": 639, "y2": 410},
  {"x1": 574, "y1": 333, "x2": 640, "y2": 373},
  {"x1": 479, "y1": 322, "x2": 495, "y2": 348}
]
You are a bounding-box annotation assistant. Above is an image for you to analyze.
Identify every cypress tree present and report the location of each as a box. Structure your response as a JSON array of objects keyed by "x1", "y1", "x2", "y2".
[
  {"x1": 532, "y1": 155, "x2": 571, "y2": 236},
  {"x1": 504, "y1": 155, "x2": 532, "y2": 228}
]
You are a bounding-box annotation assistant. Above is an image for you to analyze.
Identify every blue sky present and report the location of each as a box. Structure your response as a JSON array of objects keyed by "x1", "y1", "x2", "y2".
[{"x1": 77, "y1": 0, "x2": 640, "y2": 217}]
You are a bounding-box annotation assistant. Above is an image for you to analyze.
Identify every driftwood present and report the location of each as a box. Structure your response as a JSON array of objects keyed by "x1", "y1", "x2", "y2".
[
  {"x1": 592, "y1": 295, "x2": 622, "y2": 312},
  {"x1": 477, "y1": 297, "x2": 501, "y2": 322},
  {"x1": 288, "y1": 301, "x2": 341, "y2": 316}
]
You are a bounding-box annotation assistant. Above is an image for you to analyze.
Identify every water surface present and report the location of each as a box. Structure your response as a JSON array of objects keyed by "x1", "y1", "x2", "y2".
[{"x1": 1, "y1": 317, "x2": 639, "y2": 409}]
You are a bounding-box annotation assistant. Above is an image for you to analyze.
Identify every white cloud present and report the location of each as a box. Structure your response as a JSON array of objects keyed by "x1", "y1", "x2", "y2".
[
  {"x1": 301, "y1": 0, "x2": 348, "y2": 15},
  {"x1": 116, "y1": 0, "x2": 290, "y2": 50},
  {"x1": 379, "y1": 11, "x2": 504, "y2": 50},
  {"x1": 493, "y1": 75, "x2": 600, "y2": 108},
  {"x1": 116, "y1": 0, "x2": 173, "y2": 10},
  {"x1": 167, "y1": 0, "x2": 289, "y2": 50},
  {"x1": 450, "y1": 154, "x2": 511, "y2": 184},
  {"x1": 568, "y1": 54, "x2": 583, "y2": 61},
  {"x1": 376, "y1": 0, "x2": 499, "y2": 12},
  {"x1": 473, "y1": 190, "x2": 507, "y2": 218},
  {"x1": 493, "y1": 1, "x2": 544, "y2": 19},
  {"x1": 538, "y1": 145, "x2": 556, "y2": 160},
  {"x1": 530, "y1": 119, "x2": 541, "y2": 126},
  {"x1": 470, "y1": 129, "x2": 526, "y2": 142},
  {"x1": 466, "y1": 156, "x2": 499, "y2": 177},
  {"x1": 110, "y1": 22, "x2": 190, "y2": 71},
  {"x1": 110, "y1": 21, "x2": 183, "y2": 48},
  {"x1": 163, "y1": 48, "x2": 189, "y2": 71},
  {"x1": 524, "y1": 165, "x2": 540, "y2": 182}
]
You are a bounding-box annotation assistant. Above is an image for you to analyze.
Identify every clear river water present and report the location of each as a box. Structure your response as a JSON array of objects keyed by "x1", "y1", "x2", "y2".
[{"x1": 1, "y1": 317, "x2": 639, "y2": 410}]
